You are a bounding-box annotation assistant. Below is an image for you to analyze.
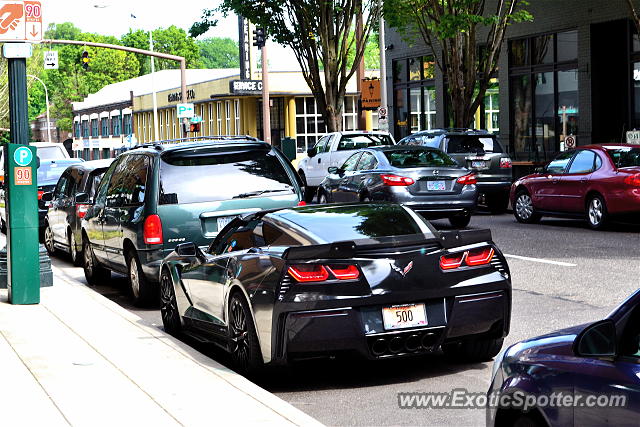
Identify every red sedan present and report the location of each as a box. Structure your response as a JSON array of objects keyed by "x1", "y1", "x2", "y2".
[{"x1": 510, "y1": 144, "x2": 640, "y2": 229}]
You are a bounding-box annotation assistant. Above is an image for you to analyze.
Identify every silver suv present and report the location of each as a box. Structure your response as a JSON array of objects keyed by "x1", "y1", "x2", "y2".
[{"x1": 398, "y1": 129, "x2": 512, "y2": 212}]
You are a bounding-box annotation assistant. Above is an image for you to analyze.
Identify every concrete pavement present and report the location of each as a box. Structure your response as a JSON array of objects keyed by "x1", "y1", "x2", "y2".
[{"x1": 0, "y1": 256, "x2": 321, "y2": 427}]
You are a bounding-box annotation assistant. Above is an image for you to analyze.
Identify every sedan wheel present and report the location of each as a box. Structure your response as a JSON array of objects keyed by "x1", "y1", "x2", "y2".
[
  {"x1": 514, "y1": 192, "x2": 541, "y2": 224},
  {"x1": 228, "y1": 293, "x2": 262, "y2": 375},
  {"x1": 44, "y1": 223, "x2": 56, "y2": 255},
  {"x1": 587, "y1": 195, "x2": 607, "y2": 230},
  {"x1": 69, "y1": 231, "x2": 81, "y2": 266},
  {"x1": 160, "y1": 269, "x2": 181, "y2": 336}
]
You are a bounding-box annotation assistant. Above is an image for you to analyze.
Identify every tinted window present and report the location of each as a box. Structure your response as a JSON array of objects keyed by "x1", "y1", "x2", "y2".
[
  {"x1": 37, "y1": 146, "x2": 67, "y2": 160},
  {"x1": 212, "y1": 219, "x2": 262, "y2": 255},
  {"x1": 356, "y1": 152, "x2": 378, "y2": 170},
  {"x1": 95, "y1": 161, "x2": 119, "y2": 204},
  {"x1": 608, "y1": 147, "x2": 640, "y2": 168},
  {"x1": 37, "y1": 160, "x2": 82, "y2": 185},
  {"x1": 160, "y1": 148, "x2": 295, "y2": 205},
  {"x1": 568, "y1": 150, "x2": 596, "y2": 174},
  {"x1": 54, "y1": 173, "x2": 69, "y2": 198},
  {"x1": 106, "y1": 155, "x2": 148, "y2": 206},
  {"x1": 445, "y1": 135, "x2": 502, "y2": 154},
  {"x1": 276, "y1": 204, "x2": 431, "y2": 243},
  {"x1": 546, "y1": 151, "x2": 575, "y2": 174},
  {"x1": 385, "y1": 149, "x2": 457, "y2": 168},
  {"x1": 314, "y1": 136, "x2": 330, "y2": 153},
  {"x1": 621, "y1": 307, "x2": 640, "y2": 358},
  {"x1": 341, "y1": 153, "x2": 361, "y2": 171},
  {"x1": 86, "y1": 169, "x2": 108, "y2": 201},
  {"x1": 337, "y1": 134, "x2": 393, "y2": 151}
]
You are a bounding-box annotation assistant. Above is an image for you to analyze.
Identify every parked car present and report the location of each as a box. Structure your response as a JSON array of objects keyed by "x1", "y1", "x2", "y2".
[
  {"x1": 0, "y1": 158, "x2": 84, "y2": 235},
  {"x1": 316, "y1": 146, "x2": 478, "y2": 228},
  {"x1": 511, "y1": 144, "x2": 640, "y2": 229},
  {"x1": 81, "y1": 138, "x2": 305, "y2": 306},
  {"x1": 487, "y1": 288, "x2": 640, "y2": 427},
  {"x1": 160, "y1": 203, "x2": 511, "y2": 374},
  {"x1": 297, "y1": 131, "x2": 395, "y2": 201},
  {"x1": 398, "y1": 129, "x2": 512, "y2": 212},
  {"x1": 41, "y1": 159, "x2": 114, "y2": 265}
]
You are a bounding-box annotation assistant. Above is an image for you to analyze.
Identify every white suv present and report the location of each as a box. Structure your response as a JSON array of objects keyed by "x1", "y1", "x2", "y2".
[{"x1": 297, "y1": 131, "x2": 395, "y2": 200}]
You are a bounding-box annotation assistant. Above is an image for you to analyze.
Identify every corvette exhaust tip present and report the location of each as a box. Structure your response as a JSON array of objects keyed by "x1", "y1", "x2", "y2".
[
  {"x1": 388, "y1": 336, "x2": 404, "y2": 353},
  {"x1": 371, "y1": 338, "x2": 388, "y2": 356},
  {"x1": 405, "y1": 334, "x2": 421, "y2": 352}
]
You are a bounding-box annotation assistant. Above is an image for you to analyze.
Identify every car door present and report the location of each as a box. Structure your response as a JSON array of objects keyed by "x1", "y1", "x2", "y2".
[
  {"x1": 558, "y1": 149, "x2": 598, "y2": 212},
  {"x1": 85, "y1": 160, "x2": 119, "y2": 264},
  {"x1": 306, "y1": 135, "x2": 331, "y2": 185},
  {"x1": 48, "y1": 171, "x2": 70, "y2": 244},
  {"x1": 530, "y1": 151, "x2": 575, "y2": 211},
  {"x1": 348, "y1": 151, "x2": 379, "y2": 200},
  {"x1": 102, "y1": 157, "x2": 132, "y2": 267},
  {"x1": 333, "y1": 152, "x2": 362, "y2": 202}
]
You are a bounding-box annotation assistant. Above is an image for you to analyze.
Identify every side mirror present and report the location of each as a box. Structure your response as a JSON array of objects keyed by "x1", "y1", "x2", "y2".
[
  {"x1": 307, "y1": 147, "x2": 316, "y2": 158},
  {"x1": 75, "y1": 192, "x2": 90, "y2": 203},
  {"x1": 41, "y1": 191, "x2": 54, "y2": 202},
  {"x1": 176, "y1": 242, "x2": 197, "y2": 257},
  {"x1": 327, "y1": 166, "x2": 339, "y2": 174},
  {"x1": 573, "y1": 319, "x2": 617, "y2": 359}
]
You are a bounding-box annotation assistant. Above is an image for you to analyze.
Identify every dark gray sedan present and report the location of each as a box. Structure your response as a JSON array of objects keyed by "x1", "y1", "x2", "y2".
[{"x1": 317, "y1": 146, "x2": 478, "y2": 227}]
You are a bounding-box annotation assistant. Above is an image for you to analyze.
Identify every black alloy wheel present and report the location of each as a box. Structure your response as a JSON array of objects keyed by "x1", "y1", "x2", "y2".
[
  {"x1": 228, "y1": 293, "x2": 262, "y2": 375},
  {"x1": 83, "y1": 238, "x2": 110, "y2": 286},
  {"x1": 160, "y1": 268, "x2": 181, "y2": 336},
  {"x1": 44, "y1": 222, "x2": 56, "y2": 255},
  {"x1": 513, "y1": 191, "x2": 541, "y2": 224}
]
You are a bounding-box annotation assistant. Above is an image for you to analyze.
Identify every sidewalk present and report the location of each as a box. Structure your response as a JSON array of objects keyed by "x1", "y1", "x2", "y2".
[{"x1": 0, "y1": 260, "x2": 321, "y2": 427}]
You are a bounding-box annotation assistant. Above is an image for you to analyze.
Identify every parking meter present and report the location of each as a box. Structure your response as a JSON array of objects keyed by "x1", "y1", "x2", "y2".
[{"x1": 4, "y1": 143, "x2": 40, "y2": 304}]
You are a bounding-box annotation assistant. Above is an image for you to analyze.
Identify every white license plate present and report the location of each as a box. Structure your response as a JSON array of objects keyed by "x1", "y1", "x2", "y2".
[
  {"x1": 216, "y1": 216, "x2": 237, "y2": 230},
  {"x1": 471, "y1": 160, "x2": 486, "y2": 168},
  {"x1": 382, "y1": 303, "x2": 428, "y2": 330},
  {"x1": 427, "y1": 180, "x2": 446, "y2": 191}
]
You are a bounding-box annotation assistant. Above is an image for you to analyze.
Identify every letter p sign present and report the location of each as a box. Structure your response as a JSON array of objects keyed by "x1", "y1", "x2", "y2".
[{"x1": 14, "y1": 147, "x2": 33, "y2": 167}]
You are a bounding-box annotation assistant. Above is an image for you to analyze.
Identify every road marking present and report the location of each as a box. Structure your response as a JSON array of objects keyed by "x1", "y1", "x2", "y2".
[{"x1": 503, "y1": 253, "x2": 577, "y2": 267}]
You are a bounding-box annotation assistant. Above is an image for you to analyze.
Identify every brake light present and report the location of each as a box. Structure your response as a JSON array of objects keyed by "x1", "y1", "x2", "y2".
[
  {"x1": 624, "y1": 173, "x2": 640, "y2": 186},
  {"x1": 456, "y1": 173, "x2": 477, "y2": 185},
  {"x1": 297, "y1": 201, "x2": 307, "y2": 206},
  {"x1": 38, "y1": 190, "x2": 44, "y2": 200},
  {"x1": 327, "y1": 264, "x2": 360, "y2": 280},
  {"x1": 76, "y1": 204, "x2": 90, "y2": 219},
  {"x1": 500, "y1": 158, "x2": 512, "y2": 169},
  {"x1": 440, "y1": 246, "x2": 494, "y2": 270},
  {"x1": 381, "y1": 174, "x2": 415, "y2": 186},
  {"x1": 288, "y1": 265, "x2": 330, "y2": 282},
  {"x1": 143, "y1": 214, "x2": 163, "y2": 244},
  {"x1": 465, "y1": 247, "x2": 495, "y2": 266}
]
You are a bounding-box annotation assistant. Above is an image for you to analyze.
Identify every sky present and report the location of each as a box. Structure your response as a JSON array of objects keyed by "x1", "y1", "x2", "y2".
[{"x1": 44, "y1": 0, "x2": 300, "y2": 70}]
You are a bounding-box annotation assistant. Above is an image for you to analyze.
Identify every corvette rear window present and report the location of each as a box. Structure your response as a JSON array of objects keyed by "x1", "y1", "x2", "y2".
[
  {"x1": 276, "y1": 204, "x2": 431, "y2": 242},
  {"x1": 607, "y1": 148, "x2": 640, "y2": 168}
]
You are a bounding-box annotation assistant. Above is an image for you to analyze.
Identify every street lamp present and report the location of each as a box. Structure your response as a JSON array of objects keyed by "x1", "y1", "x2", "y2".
[{"x1": 27, "y1": 74, "x2": 51, "y2": 143}]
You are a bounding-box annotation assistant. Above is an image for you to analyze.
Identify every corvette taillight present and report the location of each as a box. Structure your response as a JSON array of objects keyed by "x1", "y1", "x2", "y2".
[
  {"x1": 456, "y1": 173, "x2": 477, "y2": 185},
  {"x1": 288, "y1": 264, "x2": 360, "y2": 282},
  {"x1": 624, "y1": 173, "x2": 640, "y2": 186},
  {"x1": 440, "y1": 246, "x2": 495, "y2": 270},
  {"x1": 381, "y1": 174, "x2": 415, "y2": 186}
]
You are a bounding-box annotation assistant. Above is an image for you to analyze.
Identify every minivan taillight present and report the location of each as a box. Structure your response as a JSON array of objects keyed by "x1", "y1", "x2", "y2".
[
  {"x1": 76, "y1": 204, "x2": 90, "y2": 219},
  {"x1": 143, "y1": 214, "x2": 163, "y2": 244}
]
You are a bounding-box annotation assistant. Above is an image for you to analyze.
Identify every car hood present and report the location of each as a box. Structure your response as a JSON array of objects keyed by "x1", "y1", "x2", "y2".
[{"x1": 505, "y1": 323, "x2": 589, "y2": 360}]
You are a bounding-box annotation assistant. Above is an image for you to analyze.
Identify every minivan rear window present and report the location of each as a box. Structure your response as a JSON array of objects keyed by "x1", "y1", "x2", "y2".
[
  {"x1": 445, "y1": 135, "x2": 503, "y2": 154},
  {"x1": 159, "y1": 148, "x2": 295, "y2": 204}
]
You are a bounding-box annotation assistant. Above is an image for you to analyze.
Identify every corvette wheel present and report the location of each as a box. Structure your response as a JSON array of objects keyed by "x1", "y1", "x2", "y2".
[
  {"x1": 228, "y1": 293, "x2": 262, "y2": 375},
  {"x1": 587, "y1": 195, "x2": 608, "y2": 230},
  {"x1": 514, "y1": 191, "x2": 541, "y2": 224},
  {"x1": 160, "y1": 269, "x2": 181, "y2": 336},
  {"x1": 44, "y1": 223, "x2": 56, "y2": 255}
]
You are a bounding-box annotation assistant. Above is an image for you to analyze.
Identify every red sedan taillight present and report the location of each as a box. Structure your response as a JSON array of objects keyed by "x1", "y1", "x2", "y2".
[
  {"x1": 37, "y1": 190, "x2": 44, "y2": 200},
  {"x1": 456, "y1": 173, "x2": 477, "y2": 185},
  {"x1": 143, "y1": 214, "x2": 163, "y2": 244},
  {"x1": 624, "y1": 173, "x2": 640, "y2": 186},
  {"x1": 380, "y1": 174, "x2": 415, "y2": 186},
  {"x1": 440, "y1": 247, "x2": 494, "y2": 270},
  {"x1": 288, "y1": 264, "x2": 360, "y2": 282}
]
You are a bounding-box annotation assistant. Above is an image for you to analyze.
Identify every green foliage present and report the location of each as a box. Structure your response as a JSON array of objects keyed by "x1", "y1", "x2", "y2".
[
  {"x1": 197, "y1": 38, "x2": 239, "y2": 69},
  {"x1": 346, "y1": 31, "x2": 380, "y2": 70}
]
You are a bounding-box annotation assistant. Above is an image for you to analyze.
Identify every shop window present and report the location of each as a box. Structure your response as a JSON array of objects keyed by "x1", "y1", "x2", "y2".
[
  {"x1": 634, "y1": 62, "x2": 640, "y2": 125},
  {"x1": 534, "y1": 72, "x2": 555, "y2": 155},
  {"x1": 557, "y1": 30, "x2": 578, "y2": 62},
  {"x1": 393, "y1": 60, "x2": 406, "y2": 84},
  {"x1": 511, "y1": 75, "x2": 532, "y2": 155},
  {"x1": 409, "y1": 57, "x2": 421, "y2": 81},
  {"x1": 423, "y1": 56, "x2": 436, "y2": 79},
  {"x1": 234, "y1": 99, "x2": 241, "y2": 135},
  {"x1": 484, "y1": 86, "x2": 500, "y2": 133},
  {"x1": 394, "y1": 88, "x2": 409, "y2": 139},
  {"x1": 557, "y1": 70, "x2": 579, "y2": 140},
  {"x1": 533, "y1": 34, "x2": 554, "y2": 65},
  {"x1": 216, "y1": 102, "x2": 222, "y2": 135},
  {"x1": 510, "y1": 39, "x2": 529, "y2": 67}
]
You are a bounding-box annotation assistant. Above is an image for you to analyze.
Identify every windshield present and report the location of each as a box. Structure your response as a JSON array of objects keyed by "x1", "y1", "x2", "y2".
[
  {"x1": 36, "y1": 146, "x2": 67, "y2": 160},
  {"x1": 445, "y1": 135, "x2": 503, "y2": 154},
  {"x1": 159, "y1": 148, "x2": 295, "y2": 204},
  {"x1": 337, "y1": 134, "x2": 394, "y2": 151},
  {"x1": 384, "y1": 149, "x2": 457, "y2": 168},
  {"x1": 607, "y1": 147, "x2": 640, "y2": 168},
  {"x1": 37, "y1": 160, "x2": 80, "y2": 184},
  {"x1": 276, "y1": 204, "x2": 432, "y2": 243}
]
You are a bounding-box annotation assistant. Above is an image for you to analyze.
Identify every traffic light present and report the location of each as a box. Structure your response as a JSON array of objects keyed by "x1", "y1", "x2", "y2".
[
  {"x1": 189, "y1": 122, "x2": 200, "y2": 133},
  {"x1": 253, "y1": 27, "x2": 266, "y2": 48},
  {"x1": 81, "y1": 50, "x2": 89, "y2": 70}
]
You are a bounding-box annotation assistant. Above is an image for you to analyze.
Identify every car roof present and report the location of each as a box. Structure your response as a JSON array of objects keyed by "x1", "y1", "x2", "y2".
[
  {"x1": 129, "y1": 138, "x2": 271, "y2": 154},
  {"x1": 407, "y1": 128, "x2": 493, "y2": 137},
  {"x1": 368, "y1": 145, "x2": 440, "y2": 152},
  {"x1": 581, "y1": 143, "x2": 640, "y2": 151},
  {"x1": 73, "y1": 159, "x2": 114, "y2": 170}
]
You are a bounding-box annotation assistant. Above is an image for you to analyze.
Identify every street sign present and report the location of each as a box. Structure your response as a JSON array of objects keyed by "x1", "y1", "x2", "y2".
[
  {"x1": 2, "y1": 42, "x2": 32, "y2": 58},
  {"x1": 361, "y1": 78, "x2": 381, "y2": 110},
  {"x1": 177, "y1": 103, "x2": 195, "y2": 119},
  {"x1": 0, "y1": 1, "x2": 42, "y2": 42},
  {"x1": 564, "y1": 135, "x2": 576, "y2": 149},
  {"x1": 13, "y1": 146, "x2": 33, "y2": 166},
  {"x1": 14, "y1": 167, "x2": 31, "y2": 185},
  {"x1": 44, "y1": 50, "x2": 58, "y2": 69},
  {"x1": 378, "y1": 106, "x2": 387, "y2": 119},
  {"x1": 626, "y1": 130, "x2": 640, "y2": 144}
]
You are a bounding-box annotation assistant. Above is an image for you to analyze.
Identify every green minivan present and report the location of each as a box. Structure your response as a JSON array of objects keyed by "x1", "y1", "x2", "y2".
[{"x1": 81, "y1": 138, "x2": 304, "y2": 306}]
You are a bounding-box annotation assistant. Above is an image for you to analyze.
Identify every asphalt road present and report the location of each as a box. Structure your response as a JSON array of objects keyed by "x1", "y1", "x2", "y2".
[{"x1": 49, "y1": 212, "x2": 640, "y2": 426}]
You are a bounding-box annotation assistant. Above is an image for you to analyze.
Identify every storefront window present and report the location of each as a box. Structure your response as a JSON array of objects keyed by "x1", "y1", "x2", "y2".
[
  {"x1": 484, "y1": 86, "x2": 500, "y2": 133},
  {"x1": 512, "y1": 75, "x2": 532, "y2": 155},
  {"x1": 534, "y1": 72, "x2": 555, "y2": 155},
  {"x1": 510, "y1": 39, "x2": 529, "y2": 67},
  {"x1": 409, "y1": 57, "x2": 421, "y2": 81},
  {"x1": 423, "y1": 56, "x2": 436, "y2": 79},
  {"x1": 393, "y1": 60, "x2": 406, "y2": 84},
  {"x1": 394, "y1": 88, "x2": 409, "y2": 139},
  {"x1": 557, "y1": 70, "x2": 579, "y2": 140},
  {"x1": 557, "y1": 30, "x2": 578, "y2": 62},
  {"x1": 533, "y1": 34, "x2": 553, "y2": 64},
  {"x1": 634, "y1": 62, "x2": 640, "y2": 126}
]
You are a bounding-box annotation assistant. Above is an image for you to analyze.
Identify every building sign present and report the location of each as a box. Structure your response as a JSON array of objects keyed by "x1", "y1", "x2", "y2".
[
  {"x1": 229, "y1": 79, "x2": 263, "y2": 95},
  {"x1": 627, "y1": 130, "x2": 640, "y2": 144},
  {"x1": 168, "y1": 89, "x2": 195, "y2": 103},
  {"x1": 176, "y1": 103, "x2": 195, "y2": 119},
  {"x1": 361, "y1": 78, "x2": 381, "y2": 110},
  {"x1": 239, "y1": 17, "x2": 252, "y2": 80}
]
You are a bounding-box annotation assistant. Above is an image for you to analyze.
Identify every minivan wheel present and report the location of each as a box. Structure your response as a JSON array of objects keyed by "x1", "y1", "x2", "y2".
[
  {"x1": 126, "y1": 250, "x2": 154, "y2": 307},
  {"x1": 228, "y1": 292, "x2": 263, "y2": 376},
  {"x1": 44, "y1": 222, "x2": 56, "y2": 255},
  {"x1": 160, "y1": 268, "x2": 181, "y2": 336},
  {"x1": 514, "y1": 191, "x2": 541, "y2": 224},
  {"x1": 449, "y1": 213, "x2": 471, "y2": 228},
  {"x1": 83, "y1": 238, "x2": 110, "y2": 286},
  {"x1": 69, "y1": 230, "x2": 81, "y2": 266},
  {"x1": 587, "y1": 195, "x2": 608, "y2": 230}
]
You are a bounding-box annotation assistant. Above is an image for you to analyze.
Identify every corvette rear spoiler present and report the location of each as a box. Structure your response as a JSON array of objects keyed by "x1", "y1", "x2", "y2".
[
  {"x1": 437, "y1": 228, "x2": 493, "y2": 249},
  {"x1": 283, "y1": 241, "x2": 357, "y2": 260}
]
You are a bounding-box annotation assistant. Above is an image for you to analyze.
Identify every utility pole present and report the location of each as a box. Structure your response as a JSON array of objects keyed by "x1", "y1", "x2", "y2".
[
  {"x1": 261, "y1": 43, "x2": 271, "y2": 144},
  {"x1": 150, "y1": 31, "x2": 160, "y2": 141},
  {"x1": 355, "y1": 7, "x2": 366, "y2": 130},
  {"x1": 378, "y1": 11, "x2": 389, "y2": 132}
]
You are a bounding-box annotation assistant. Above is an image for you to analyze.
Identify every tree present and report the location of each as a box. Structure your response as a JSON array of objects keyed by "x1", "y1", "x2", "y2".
[
  {"x1": 121, "y1": 26, "x2": 202, "y2": 75},
  {"x1": 192, "y1": 0, "x2": 382, "y2": 132},
  {"x1": 197, "y1": 37, "x2": 239, "y2": 69},
  {"x1": 385, "y1": 0, "x2": 532, "y2": 128}
]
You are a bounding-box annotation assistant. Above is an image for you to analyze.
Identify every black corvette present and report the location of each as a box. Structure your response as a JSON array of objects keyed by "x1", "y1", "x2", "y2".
[{"x1": 159, "y1": 203, "x2": 511, "y2": 374}]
